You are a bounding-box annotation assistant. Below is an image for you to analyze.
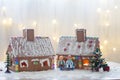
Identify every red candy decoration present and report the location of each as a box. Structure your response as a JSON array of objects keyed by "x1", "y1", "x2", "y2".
[
  {"x1": 64, "y1": 48, "x2": 67, "y2": 51},
  {"x1": 78, "y1": 45, "x2": 81, "y2": 48},
  {"x1": 89, "y1": 40, "x2": 93, "y2": 43}
]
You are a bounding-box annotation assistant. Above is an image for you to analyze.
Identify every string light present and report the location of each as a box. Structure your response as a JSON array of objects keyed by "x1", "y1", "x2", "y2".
[
  {"x1": 8, "y1": 17, "x2": 13, "y2": 25},
  {"x1": 52, "y1": 19, "x2": 57, "y2": 24},
  {"x1": 1, "y1": 6, "x2": 7, "y2": 16},
  {"x1": 32, "y1": 21, "x2": 37, "y2": 25},
  {"x1": 97, "y1": 8, "x2": 102, "y2": 13},
  {"x1": 106, "y1": 10, "x2": 110, "y2": 13},
  {"x1": 74, "y1": 24, "x2": 77, "y2": 27},
  {"x1": 2, "y1": 19, "x2": 7, "y2": 25},
  {"x1": 114, "y1": 6, "x2": 118, "y2": 9},
  {"x1": 105, "y1": 23, "x2": 110, "y2": 27},
  {"x1": 104, "y1": 40, "x2": 108, "y2": 44},
  {"x1": 53, "y1": 36, "x2": 59, "y2": 42},
  {"x1": 1, "y1": 6, "x2": 6, "y2": 12},
  {"x1": 100, "y1": 45, "x2": 103, "y2": 50},
  {"x1": 113, "y1": 48, "x2": 116, "y2": 51},
  {"x1": 2, "y1": 18, "x2": 13, "y2": 26},
  {"x1": 32, "y1": 21, "x2": 37, "y2": 28},
  {"x1": 53, "y1": 36, "x2": 56, "y2": 41}
]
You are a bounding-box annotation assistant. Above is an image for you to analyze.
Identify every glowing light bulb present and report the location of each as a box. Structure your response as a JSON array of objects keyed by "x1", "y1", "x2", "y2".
[
  {"x1": 22, "y1": 27, "x2": 25, "y2": 29},
  {"x1": 74, "y1": 24, "x2": 77, "y2": 27},
  {"x1": 106, "y1": 10, "x2": 110, "y2": 13},
  {"x1": 105, "y1": 23, "x2": 110, "y2": 27},
  {"x1": 32, "y1": 21, "x2": 37, "y2": 27},
  {"x1": 100, "y1": 45, "x2": 103, "y2": 50},
  {"x1": 53, "y1": 36, "x2": 56, "y2": 41},
  {"x1": 97, "y1": 8, "x2": 102, "y2": 13},
  {"x1": 8, "y1": 18, "x2": 12, "y2": 21},
  {"x1": 114, "y1": 6, "x2": 118, "y2": 9},
  {"x1": 104, "y1": 40, "x2": 108, "y2": 44},
  {"x1": 1, "y1": 6, "x2": 6, "y2": 11},
  {"x1": 52, "y1": 19, "x2": 57, "y2": 24},
  {"x1": 113, "y1": 48, "x2": 116, "y2": 52},
  {"x1": 2, "y1": 19, "x2": 7, "y2": 25},
  {"x1": 8, "y1": 18, "x2": 13, "y2": 25}
]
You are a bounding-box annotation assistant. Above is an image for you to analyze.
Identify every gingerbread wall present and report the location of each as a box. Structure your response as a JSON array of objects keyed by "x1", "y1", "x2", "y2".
[
  {"x1": 57, "y1": 54, "x2": 95, "y2": 70},
  {"x1": 10, "y1": 56, "x2": 53, "y2": 72}
]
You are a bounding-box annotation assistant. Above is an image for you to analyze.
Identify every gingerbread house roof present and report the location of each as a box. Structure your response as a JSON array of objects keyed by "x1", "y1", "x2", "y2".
[
  {"x1": 8, "y1": 36, "x2": 54, "y2": 57},
  {"x1": 56, "y1": 36, "x2": 99, "y2": 55}
]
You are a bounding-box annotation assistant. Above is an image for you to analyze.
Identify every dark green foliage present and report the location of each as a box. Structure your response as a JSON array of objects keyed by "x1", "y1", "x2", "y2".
[
  {"x1": 90, "y1": 48, "x2": 108, "y2": 72},
  {"x1": 5, "y1": 53, "x2": 11, "y2": 73}
]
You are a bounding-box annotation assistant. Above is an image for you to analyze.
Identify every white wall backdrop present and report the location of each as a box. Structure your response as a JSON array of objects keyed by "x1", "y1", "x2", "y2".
[{"x1": 0, "y1": 0, "x2": 120, "y2": 62}]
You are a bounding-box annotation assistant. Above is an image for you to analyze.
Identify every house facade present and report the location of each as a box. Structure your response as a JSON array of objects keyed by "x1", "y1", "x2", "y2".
[
  {"x1": 7, "y1": 29, "x2": 55, "y2": 72},
  {"x1": 56, "y1": 29, "x2": 100, "y2": 69}
]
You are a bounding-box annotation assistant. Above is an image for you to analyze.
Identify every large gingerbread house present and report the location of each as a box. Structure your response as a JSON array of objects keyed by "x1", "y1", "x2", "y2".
[
  {"x1": 6, "y1": 29, "x2": 55, "y2": 72},
  {"x1": 56, "y1": 29, "x2": 100, "y2": 69}
]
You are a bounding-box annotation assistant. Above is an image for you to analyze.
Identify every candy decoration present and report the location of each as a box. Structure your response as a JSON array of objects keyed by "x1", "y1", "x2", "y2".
[
  {"x1": 88, "y1": 44, "x2": 92, "y2": 48},
  {"x1": 89, "y1": 40, "x2": 93, "y2": 43},
  {"x1": 15, "y1": 58, "x2": 19, "y2": 72},
  {"x1": 78, "y1": 45, "x2": 81, "y2": 48},
  {"x1": 64, "y1": 48, "x2": 67, "y2": 51}
]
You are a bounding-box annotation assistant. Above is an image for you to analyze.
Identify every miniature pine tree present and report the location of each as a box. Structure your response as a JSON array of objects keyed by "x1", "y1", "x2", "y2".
[
  {"x1": 5, "y1": 53, "x2": 11, "y2": 73},
  {"x1": 90, "y1": 48, "x2": 108, "y2": 72}
]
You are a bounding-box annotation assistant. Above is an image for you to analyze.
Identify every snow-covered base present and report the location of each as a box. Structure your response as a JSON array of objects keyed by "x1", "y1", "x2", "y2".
[{"x1": 0, "y1": 62, "x2": 120, "y2": 80}]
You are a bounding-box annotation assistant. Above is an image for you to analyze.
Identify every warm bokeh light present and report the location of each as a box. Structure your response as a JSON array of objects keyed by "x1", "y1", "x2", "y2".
[
  {"x1": 52, "y1": 19, "x2": 57, "y2": 24},
  {"x1": 1, "y1": 6, "x2": 6, "y2": 12},
  {"x1": 0, "y1": 0, "x2": 120, "y2": 63},
  {"x1": 113, "y1": 48, "x2": 116, "y2": 51},
  {"x1": 114, "y1": 6, "x2": 118, "y2": 9},
  {"x1": 2, "y1": 18, "x2": 13, "y2": 26},
  {"x1": 104, "y1": 40, "x2": 108, "y2": 44},
  {"x1": 105, "y1": 23, "x2": 110, "y2": 27},
  {"x1": 2, "y1": 19, "x2": 7, "y2": 25},
  {"x1": 106, "y1": 10, "x2": 110, "y2": 13},
  {"x1": 97, "y1": 8, "x2": 102, "y2": 13},
  {"x1": 53, "y1": 36, "x2": 59, "y2": 42},
  {"x1": 32, "y1": 21, "x2": 37, "y2": 26},
  {"x1": 100, "y1": 45, "x2": 103, "y2": 50}
]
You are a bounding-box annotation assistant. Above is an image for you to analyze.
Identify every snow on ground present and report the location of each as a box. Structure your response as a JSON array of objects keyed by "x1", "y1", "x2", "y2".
[{"x1": 0, "y1": 61, "x2": 120, "y2": 80}]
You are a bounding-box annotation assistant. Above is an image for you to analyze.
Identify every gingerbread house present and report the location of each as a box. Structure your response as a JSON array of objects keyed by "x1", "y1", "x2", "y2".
[
  {"x1": 56, "y1": 29, "x2": 100, "y2": 69},
  {"x1": 6, "y1": 29, "x2": 55, "y2": 72}
]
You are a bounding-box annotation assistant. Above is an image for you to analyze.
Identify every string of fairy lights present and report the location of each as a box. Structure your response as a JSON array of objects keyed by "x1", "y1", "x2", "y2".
[
  {"x1": 0, "y1": 0, "x2": 119, "y2": 58},
  {"x1": 96, "y1": 3, "x2": 118, "y2": 53}
]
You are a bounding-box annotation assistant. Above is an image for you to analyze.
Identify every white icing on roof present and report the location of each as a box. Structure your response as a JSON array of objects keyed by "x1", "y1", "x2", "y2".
[
  {"x1": 8, "y1": 37, "x2": 54, "y2": 57},
  {"x1": 56, "y1": 36, "x2": 98, "y2": 55}
]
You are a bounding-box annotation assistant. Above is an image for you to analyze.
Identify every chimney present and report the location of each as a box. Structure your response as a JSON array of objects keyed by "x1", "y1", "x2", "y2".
[
  {"x1": 23, "y1": 29, "x2": 34, "y2": 41},
  {"x1": 76, "y1": 29, "x2": 86, "y2": 42}
]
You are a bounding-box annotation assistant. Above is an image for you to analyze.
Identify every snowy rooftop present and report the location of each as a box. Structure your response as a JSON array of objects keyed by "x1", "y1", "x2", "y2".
[
  {"x1": 57, "y1": 36, "x2": 99, "y2": 55},
  {"x1": 8, "y1": 37, "x2": 54, "y2": 57}
]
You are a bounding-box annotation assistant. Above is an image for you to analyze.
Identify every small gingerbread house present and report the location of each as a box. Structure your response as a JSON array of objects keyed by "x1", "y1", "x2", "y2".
[
  {"x1": 6, "y1": 29, "x2": 55, "y2": 72},
  {"x1": 56, "y1": 29, "x2": 100, "y2": 69}
]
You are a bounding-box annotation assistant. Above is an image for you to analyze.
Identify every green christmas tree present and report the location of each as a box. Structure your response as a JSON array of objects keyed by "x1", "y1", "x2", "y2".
[
  {"x1": 90, "y1": 48, "x2": 108, "y2": 72},
  {"x1": 5, "y1": 53, "x2": 11, "y2": 73}
]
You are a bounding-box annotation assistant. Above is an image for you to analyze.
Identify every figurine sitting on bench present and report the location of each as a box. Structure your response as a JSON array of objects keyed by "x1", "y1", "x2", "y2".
[
  {"x1": 65, "y1": 55, "x2": 74, "y2": 70},
  {"x1": 58, "y1": 56, "x2": 65, "y2": 70}
]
